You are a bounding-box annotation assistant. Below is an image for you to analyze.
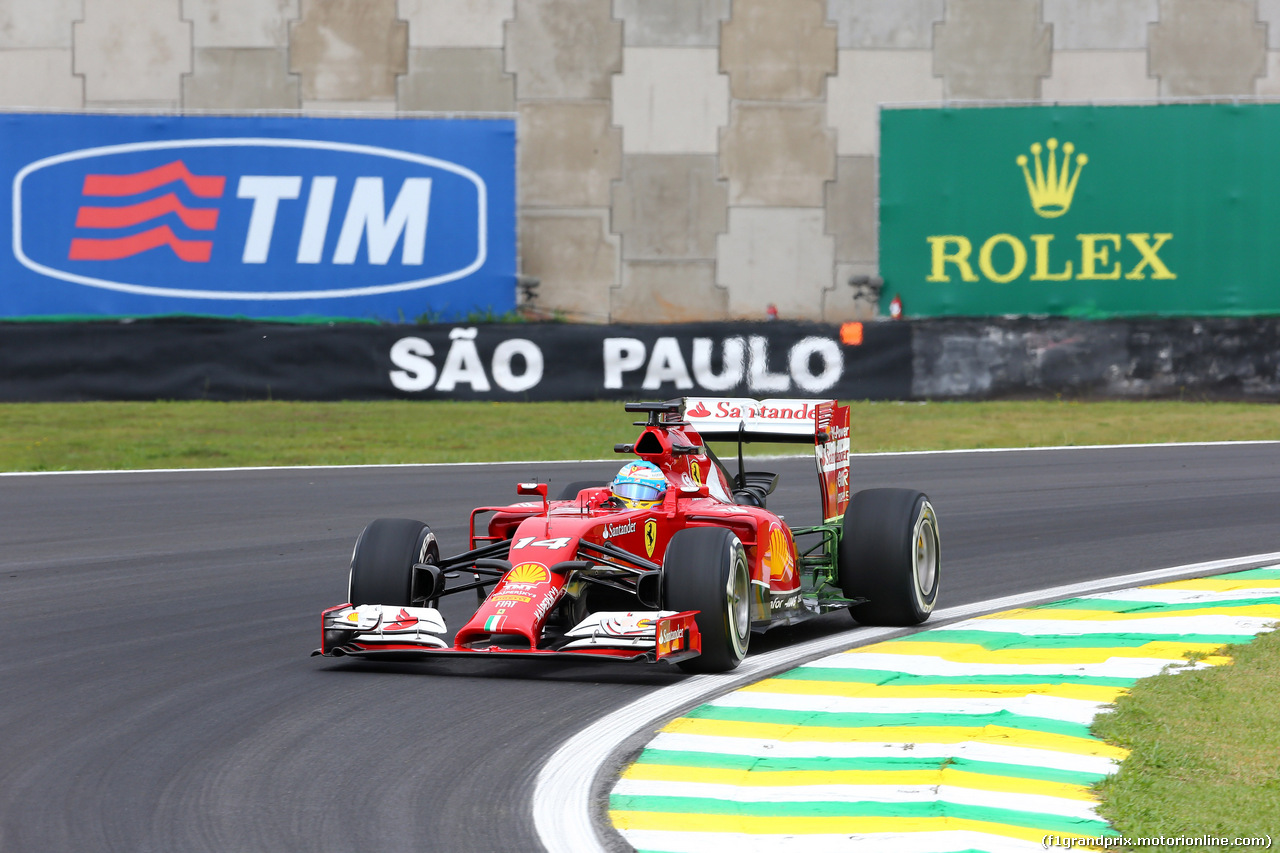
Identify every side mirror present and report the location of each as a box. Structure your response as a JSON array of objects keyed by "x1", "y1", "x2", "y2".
[{"x1": 517, "y1": 482, "x2": 549, "y2": 514}]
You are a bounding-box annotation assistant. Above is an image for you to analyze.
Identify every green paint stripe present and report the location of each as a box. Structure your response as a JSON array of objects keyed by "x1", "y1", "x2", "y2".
[
  {"x1": 608, "y1": 795, "x2": 1116, "y2": 835},
  {"x1": 633, "y1": 750, "x2": 1108, "y2": 787},
  {"x1": 887, "y1": 630, "x2": 1252, "y2": 649},
  {"x1": 778, "y1": 668, "x2": 1138, "y2": 688},
  {"x1": 686, "y1": 705, "x2": 1092, "y2": 739},
  {"x1": 1035, "y1": 596, "x2": 1280, "y2": 614},
  {"x1": 1216, "y1": 567, "x2": 1280, "y2": 579}
]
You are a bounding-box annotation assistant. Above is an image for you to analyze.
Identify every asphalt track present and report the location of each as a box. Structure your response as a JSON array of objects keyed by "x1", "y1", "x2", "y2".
[{"x1": 3, "y1": 443, "x2": 1280, "y2": 853}]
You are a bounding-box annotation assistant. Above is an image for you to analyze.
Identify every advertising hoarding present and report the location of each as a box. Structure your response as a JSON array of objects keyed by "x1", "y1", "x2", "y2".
[
  {"x1": 1, "y1": 112, "x2": 515, "y2": 321},
  {"x1": 880, "y1": 103, "x2": 1280, "y2": 318}
]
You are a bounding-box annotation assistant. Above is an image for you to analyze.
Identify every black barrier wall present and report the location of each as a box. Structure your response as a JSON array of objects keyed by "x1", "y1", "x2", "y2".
[{"x1": 0, "y1": 320, "x2": 910, "y2": 402}]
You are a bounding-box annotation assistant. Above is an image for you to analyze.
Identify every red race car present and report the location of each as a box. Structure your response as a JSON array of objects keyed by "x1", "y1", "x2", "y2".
[{"x1": 313, "y1": 397, "x2": 939, "y2": 672}]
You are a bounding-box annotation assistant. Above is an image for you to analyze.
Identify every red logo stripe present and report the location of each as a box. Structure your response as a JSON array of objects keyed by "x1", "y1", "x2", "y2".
[
  {"x1": 75, "y1": 192, "x2": 219, "y2": 231},
  {"x1": 69, "y1": 225, "x2": 213, "y2": 262},
  {"x1": 81, "y1": 161, "x2": 225, "y2": 199}
]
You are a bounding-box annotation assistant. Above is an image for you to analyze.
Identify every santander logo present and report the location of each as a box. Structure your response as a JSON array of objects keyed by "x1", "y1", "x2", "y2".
[{"x1": 13, "y1": 138, "x2": 488, "y2": 300}]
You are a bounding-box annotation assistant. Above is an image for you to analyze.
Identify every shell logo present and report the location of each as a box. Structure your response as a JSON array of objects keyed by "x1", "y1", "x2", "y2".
[
  {"x1": 765, "y1": 525, "x2": 795, "y2": 582},
  {"x1": 507, "y1": 563, "x2": 550, "y2": 584}
]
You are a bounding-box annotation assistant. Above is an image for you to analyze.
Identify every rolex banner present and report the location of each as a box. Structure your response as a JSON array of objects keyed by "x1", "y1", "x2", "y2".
[{"x1": 879, "y1": 103, "x2": 1280, "y2": 318}]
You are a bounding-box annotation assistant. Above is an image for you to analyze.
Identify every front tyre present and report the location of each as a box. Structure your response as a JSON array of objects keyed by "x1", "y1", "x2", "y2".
[
  {"x1": 662, "y1": 527, "x2": 751, "y2": 673},
  {"x1": 348, "y1": 518, "x2": 439, "y2": 606},
  {"x1": 838, "y1": 489, "x2": 939, "y2": 625}
]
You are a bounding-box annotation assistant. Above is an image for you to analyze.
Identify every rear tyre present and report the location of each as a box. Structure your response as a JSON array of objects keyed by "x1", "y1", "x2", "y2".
[
  {"x1": 838, "y1": 489, "x2": 939, "y2": 626},
  {"x1": 662, "y1": 527, "x2": 751, "y2": 673},
  {"x1": 348, "y1": 518, "x2": 439, "y2": 606},
  {"x1": 557, "y1": 481, "x2": 605, "y2": 501}
]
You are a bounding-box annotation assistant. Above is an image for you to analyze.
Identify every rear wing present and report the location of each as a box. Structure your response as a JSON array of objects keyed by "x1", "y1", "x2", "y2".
[{"x1": 682, "y1": 397, "x2": 850, "y2": 522}]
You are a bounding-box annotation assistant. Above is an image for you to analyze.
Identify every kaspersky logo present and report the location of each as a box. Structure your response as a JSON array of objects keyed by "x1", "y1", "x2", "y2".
[
  {"x1": 13, "y1": 138, "x2": 487, "y2": 300},
  {"x1": 926, "y1": 137, "x2": 1174, "y2": 285}
]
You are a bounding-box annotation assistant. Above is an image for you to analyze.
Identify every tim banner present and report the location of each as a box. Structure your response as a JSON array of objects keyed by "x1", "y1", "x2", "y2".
[
  {"x1": 0, "y1": 320, "x2": 910, "y2": 402},
  {"x1": 880, "y1": 103, "x2": 1280, "y2": 318},
  {"x1": 0, "y1": 112, "x2": 515, "y2": 321}
]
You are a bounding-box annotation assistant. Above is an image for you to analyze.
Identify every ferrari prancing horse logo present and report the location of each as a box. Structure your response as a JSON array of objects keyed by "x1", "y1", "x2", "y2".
[
  {"x1": 689, "y1": 461, "x2": 702, "y2": 487},
  {"x1": 644, "y1": 519, "x2": 658, "y2": 557}
]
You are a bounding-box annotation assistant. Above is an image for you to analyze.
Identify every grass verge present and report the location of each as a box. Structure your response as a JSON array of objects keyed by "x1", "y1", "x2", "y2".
[
  {"x1": 2, "y1": 399, "x2": 1279, "y2": 472},
  {"x1": 1092, "y1": 628, "x2": 1280, "y2": 844}
]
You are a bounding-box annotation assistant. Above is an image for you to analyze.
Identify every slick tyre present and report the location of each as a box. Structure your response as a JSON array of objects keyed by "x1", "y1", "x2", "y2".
[
  {"x1": 838, "y1": 489, "x2": 939, "y2": 626},
  {"x1": 348, "y1": 518, "x2": 439, "y2": 607},
  {"x1": 662, "y1": 527, "x2": 751, "y2": 673}
]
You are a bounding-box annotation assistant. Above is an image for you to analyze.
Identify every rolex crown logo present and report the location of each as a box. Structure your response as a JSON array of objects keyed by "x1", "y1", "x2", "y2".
[{"x1": 1016, "y1": 138, "x2": 1087, "y2": 218}]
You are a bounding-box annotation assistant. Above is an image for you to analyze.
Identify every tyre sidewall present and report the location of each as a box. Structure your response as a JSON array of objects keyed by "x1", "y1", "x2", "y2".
[{"x1": 348, "y1": 518, "x2": 437, "y2": 606}]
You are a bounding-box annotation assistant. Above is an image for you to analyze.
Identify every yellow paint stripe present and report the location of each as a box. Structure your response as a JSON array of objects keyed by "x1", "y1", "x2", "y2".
[
  {"x1": 856, "y1": 640, "x2": 1230, "y2": 664},
  {"x1": 977, "y1": 605, "x2": 1280, "y2": 621},
  {"x1": 622, "y1": 763, "x2": 1096, "y2": 801},
  {"x1": 742, "y1": 679, "x2": 1128, "y2": 703},
  {"x1": 662, "y1": 718, "x2": 1128, "y2": 760},
  {"x1": 1149, "y1": 579, "x2": 1280, "y2": 592},
  {"x1": 610, "y1": 810, "x2": 1103, "y2": 843}
]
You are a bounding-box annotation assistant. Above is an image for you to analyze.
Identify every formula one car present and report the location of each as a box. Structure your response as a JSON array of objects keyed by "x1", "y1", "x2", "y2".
[{"x1": 313, "y1": 397, "x2": 939, "y2": 673}]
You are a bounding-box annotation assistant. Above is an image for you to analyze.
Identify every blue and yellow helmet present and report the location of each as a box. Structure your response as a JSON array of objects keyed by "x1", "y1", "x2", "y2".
[{"x1": 611, "y1": 461, "x2": 668, "y2": 509}]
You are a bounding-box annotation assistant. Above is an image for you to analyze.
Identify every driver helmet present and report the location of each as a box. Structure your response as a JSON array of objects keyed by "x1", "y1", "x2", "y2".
[{"x1": 610, "y1": 461, "x2": 668, "y2": 509}]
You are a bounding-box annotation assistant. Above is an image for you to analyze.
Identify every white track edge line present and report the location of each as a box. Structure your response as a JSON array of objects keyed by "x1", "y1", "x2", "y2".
[
  {"x1": 4, "y1": 439, "x2": 1276, "y2": 478},
  {"x1": 531, "y1": 550, "x2": 1280, "y2": 853}
]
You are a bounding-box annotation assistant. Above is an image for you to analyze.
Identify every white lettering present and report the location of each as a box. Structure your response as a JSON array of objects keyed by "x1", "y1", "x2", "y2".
[
  {"x1": 747, "y1": 336, "x2": 789, "y2": 393},
  {"x1": 334, "y1": 177, "x2": 433, "y2": 265},
  {"x1": 603, "y1": 338, "x2": 647, "y2": 389},
  {"x1": 435, "y1": 328, "x2": 490, "y2": 391},
  {"x1": 643, "y1": 337, "x2": 694, "y2": 390},
  {"x1": 789, "y1": 337, "x2": 843, "y2": 394},
  {"x1": 296, "y1": 176, "x2": 336, "y2": 264},
  {"x1": 491, "y1": 339, "x2": 543, "y2": 392},
  {"x1": 237, "y1": 176, "x2": 301, "y2": 263},
  {"x1": 389, "y1": 337, "x2": 436, "y2": 392},
  {"x1": 691, "y1": 337, "x2": 745, "y2": 391}
]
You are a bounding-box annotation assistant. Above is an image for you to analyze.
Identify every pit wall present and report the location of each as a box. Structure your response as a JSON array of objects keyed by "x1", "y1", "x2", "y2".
[{"x1": 3, "y1": 0, "x2": 1280, "y2": 323}]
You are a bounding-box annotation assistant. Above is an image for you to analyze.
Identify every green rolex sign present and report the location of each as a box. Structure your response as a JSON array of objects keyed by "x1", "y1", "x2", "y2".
[{"x1": 879, "y1": 103, "x2": 1280, "y2": 318}]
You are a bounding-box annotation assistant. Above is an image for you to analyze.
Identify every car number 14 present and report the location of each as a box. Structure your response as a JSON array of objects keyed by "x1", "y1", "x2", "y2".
[{"x1": 512, "y1": 537, "x2": 572, "y2": 550}]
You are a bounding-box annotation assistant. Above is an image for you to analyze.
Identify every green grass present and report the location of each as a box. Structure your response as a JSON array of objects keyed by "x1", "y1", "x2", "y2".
[
  {"x1": 2, "y1": 399, "x2": 1279, "y2": 472},
  {"x1": 1092, "y1": 628, "x2": 1280, "y2": 845}
]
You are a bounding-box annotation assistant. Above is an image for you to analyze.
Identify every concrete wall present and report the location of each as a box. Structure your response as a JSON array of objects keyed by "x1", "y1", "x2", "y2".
[{"x1": 1, "y1": 0, "x2": 1277, "y2": 322}]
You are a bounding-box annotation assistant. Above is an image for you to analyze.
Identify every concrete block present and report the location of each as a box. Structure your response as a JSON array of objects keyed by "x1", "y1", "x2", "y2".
[
  {"x1": 519, "y1": 101, "x2": 622, "y2": 207},
  {"x1": 289, "y1": 0, "x2": 408, "y2": 101},
  {"x1": 716, "y1": 207, "x2": 835, "y2": 320},
  {"x1": 300, "y1": 99, "x2": 397, "y2": 113},
  {"x1": 933, "y1": 0, "x2": 1051, "y2": 99},
  {"x1": 825, "y1": 156, "x2": 876, "y2": 264},
  {"x1": 1255, "y1": 50, "x2": 1280, "y2": 95},
  {"x1": 1041, "y1": 50, "x2": 1158, "y2": 101},
  {"x1": 1149, "y1": 0, "x2": 1267, "y2": 96},
  {"x1": 611, "y1": 154, "x2": 727, "y2": 261},
  {"x1": 520, "y1": 210, "x2": 618, "y2": 322},
  {"x1": 612, "y1": 261, "x2": 727, "y2": 321},
  {"x1": 399, "y1": 0, "x2": 512, "y2": 48},
  {"x1": 0, "y1": 0, "x2": 81, "y2": 48},
  {"x1": 719, "y1": 103, "x2": 836, "y2": 208},
  {"x1": 611, "y1": 47, "x2": 728, "y2": 154},
  {"x1": 827, "y1": 50, "x2": 942, "y2": 157},
  {"x1": 827, "y1": 0, "x2": 944, "y2": 49},
  {"x1": 826, "y1": 262, "x2": 882, "y2": 321},
  {"x1": 73, "y1": 0, "x2": 192, "y2": 102},
  {"x1": 0, "y1": 49, "x2": 83, "y2": 108},
  {"x1": 183, "y1": 48, "x2": 300, "y2": 109},
  {"x1": 1042, "y1": 0, "x2": 1158, "y2": 50},
  {"x1": 505, "y1": 0, "x2": 622, "y2": 99},
  {"x1": 1261, "y1": 0, "x2": 1280, "y2": 49},
  {"x1": 398, "y1": 48, "x2": 514, "y2": 111},
  {"x1": 183, "y1": 0, "x2": 297, "y2": 48},
  {"x1": 721, "y1": 0, "x2": 837, "y2": 100},
  {"x1": 613, "y1": 0, "x2": 729, "y2": 47}
]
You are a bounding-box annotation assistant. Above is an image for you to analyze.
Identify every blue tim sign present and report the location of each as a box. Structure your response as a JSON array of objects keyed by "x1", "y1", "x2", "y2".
[{"x1": 1, "y1": 113, "x2": 515, "y2": 321}]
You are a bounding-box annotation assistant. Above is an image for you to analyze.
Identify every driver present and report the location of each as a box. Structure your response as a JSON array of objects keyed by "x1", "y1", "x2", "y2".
[{"x1": 608, "y1": 461, "x2": 668, "y2": 509}]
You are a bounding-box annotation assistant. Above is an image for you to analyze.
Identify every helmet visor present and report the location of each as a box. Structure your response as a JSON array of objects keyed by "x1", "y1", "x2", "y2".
[{"x1": 613, "y1": 481, "x2": 663, "y2": 503}]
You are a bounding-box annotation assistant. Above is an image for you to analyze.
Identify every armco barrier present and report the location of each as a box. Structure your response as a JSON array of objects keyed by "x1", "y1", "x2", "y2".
[
  {"x1": 4, "y1": 317, "x2": 1278, "y2": 402},
  {"x1": 0, "y1": 320, "x2": 909, "y2": 402}
]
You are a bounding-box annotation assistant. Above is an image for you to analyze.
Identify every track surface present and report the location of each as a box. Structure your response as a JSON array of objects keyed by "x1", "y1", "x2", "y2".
[{"x1": 3, "y1": 444, "x2": 1279, "y2": 853}]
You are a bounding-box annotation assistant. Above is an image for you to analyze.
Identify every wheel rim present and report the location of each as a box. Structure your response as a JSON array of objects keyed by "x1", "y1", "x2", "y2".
[
  {"x1": 913, "y1": 504, "x2": 939, "y2": 599},
  {"x1": 726, "y1": 542, "x2": 750, "y2": 659}
]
